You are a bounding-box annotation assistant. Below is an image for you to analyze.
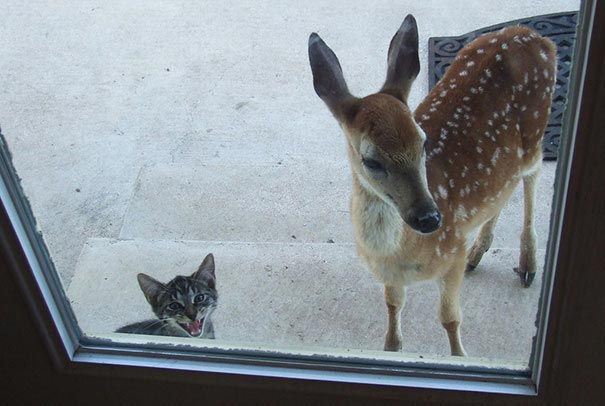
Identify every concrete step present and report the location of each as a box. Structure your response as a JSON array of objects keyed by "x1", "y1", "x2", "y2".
[
  {"x1": 118, "y1": 162, "x2": 555, "y2": 249},
  {"x1": 67, "y1": 238, "x2": 545, "y2": 361},
  {"x1": 119, "y1": 163, "x2": 355, "y2": 243}
]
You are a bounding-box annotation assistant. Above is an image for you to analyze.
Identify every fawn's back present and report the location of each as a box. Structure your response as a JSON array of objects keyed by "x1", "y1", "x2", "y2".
[{"x1": 416, "y1": 26, "x2": 557, "y2": 237}]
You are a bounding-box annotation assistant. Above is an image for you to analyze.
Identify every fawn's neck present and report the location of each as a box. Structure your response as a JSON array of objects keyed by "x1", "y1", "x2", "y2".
[{"x1": 351, "y1": 172, "x2": 411, "y2": 256}]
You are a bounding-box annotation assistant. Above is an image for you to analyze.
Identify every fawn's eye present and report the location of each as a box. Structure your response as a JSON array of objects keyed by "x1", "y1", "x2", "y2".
[
  {"x1": 194, "y1": 294, "x2": 206, "y2": 304},
  {"x1": 361, "y1": 157, "x2": 385, "y2": 172},
  {"x1": 168, "y1": 302, "x2": 183, "y2": 311}
]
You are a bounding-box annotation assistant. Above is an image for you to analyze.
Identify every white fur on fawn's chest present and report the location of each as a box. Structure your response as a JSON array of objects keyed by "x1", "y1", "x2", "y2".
[{"x1": 355, "y1": 192, "x2": 403, "y2": 256}]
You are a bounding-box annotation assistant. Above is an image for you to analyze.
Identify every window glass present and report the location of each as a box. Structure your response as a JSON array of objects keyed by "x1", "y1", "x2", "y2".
[{"x1": 0, "y1": 0, "x2": 580, "y2": 367}]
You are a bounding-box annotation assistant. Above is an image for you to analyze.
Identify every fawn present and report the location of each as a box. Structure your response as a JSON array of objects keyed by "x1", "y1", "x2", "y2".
[{"x1": 308, "y1": 15, "x2": 556, "y2": 355}]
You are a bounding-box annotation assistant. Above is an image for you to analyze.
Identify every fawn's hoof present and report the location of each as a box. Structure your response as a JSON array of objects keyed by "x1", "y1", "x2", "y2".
[
  {"x1": 466, "y1": 263, "x2": 477, "y2": 273},
  {"x1": 514, "y1": 267, "x2": 536, "y2": 287},
  {"x1": 384, "y1": 338, "x2": 403, "y2": 352}
]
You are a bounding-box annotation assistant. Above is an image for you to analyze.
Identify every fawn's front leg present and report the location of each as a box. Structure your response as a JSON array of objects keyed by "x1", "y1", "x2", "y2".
[
  {"x1": 384, "y1": 284, "x2": 406, "y2": 351},
  {"x1": 439, "y1": 257, "x2": 467, "y2": 356}
]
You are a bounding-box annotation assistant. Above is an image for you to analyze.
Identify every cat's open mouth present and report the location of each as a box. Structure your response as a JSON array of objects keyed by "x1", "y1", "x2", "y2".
[{"x1": 179, "y1": 318, "x2": 204, "y2": 337}]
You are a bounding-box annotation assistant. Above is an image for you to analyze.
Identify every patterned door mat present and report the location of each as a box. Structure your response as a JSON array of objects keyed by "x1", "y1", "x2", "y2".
[{"x1": 428, "y1": 12, "x2": 578, "y2": 160}]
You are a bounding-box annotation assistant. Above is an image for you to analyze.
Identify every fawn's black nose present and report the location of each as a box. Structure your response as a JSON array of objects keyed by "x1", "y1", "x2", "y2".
[{"x1": 410, "y1": 210, "x2": 442, "y2": 234}]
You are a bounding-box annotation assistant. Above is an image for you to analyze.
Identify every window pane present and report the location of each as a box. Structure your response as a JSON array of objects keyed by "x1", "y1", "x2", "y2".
[{"x1": 0, "y1": 0, "x2": 581, "y2": 370}]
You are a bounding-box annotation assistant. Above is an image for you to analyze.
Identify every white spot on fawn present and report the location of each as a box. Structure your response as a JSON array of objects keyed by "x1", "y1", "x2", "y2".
[
  {"x1": 517, "y1": 147, "x2": 523, "y2": 158},
  {"x1": 459, "y1": 70, "x2": 468, "y2": 76},
  {"x1": 466, "y1": 61, "x2": 475, "y2": 67},
  {"x1": 543, "y1": 69, "x2": 549, "y2": 78},
  {"x1": 495, "y1": 54, "x2": 502, "y2": 61},
  {"x1": 438, "y1": 185, "x2": 448, "y2": 199},
  {"x1": 491, "y1": 148, "x2": 501, "y2": 165},
  {"x1": 489, "y1": 38, "x2": 498, "y2": 44},
  {"x1": 440, "y1": 90, "x2": 448, "y2": 97},
  {"x1": 477, "y1": 48, "x2": 485, "y2": 54},
  {"x1": 461, "y1": 165, "x2": 469, "y2": 178},
  {"x1": 501, "y1": 43, "x2": 508, "y2": 50},
  {"x1": 485, "y1": 68, "x2": 492, "y2": 78},
  {"x1": 539, "y1": 49, "x2": 548, "y2": 61},
  {"x1": 454, "y1": 205, "x2": 468, "y2": 222}
]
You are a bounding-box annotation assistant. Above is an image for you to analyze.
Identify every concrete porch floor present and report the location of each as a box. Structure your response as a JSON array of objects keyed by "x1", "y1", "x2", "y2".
[{"x1": 0, "y1": 1, "x2": 579, "y2": 362}]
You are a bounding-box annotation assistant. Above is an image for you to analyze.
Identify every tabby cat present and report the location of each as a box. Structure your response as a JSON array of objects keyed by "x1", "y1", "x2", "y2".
[{"x1": 116, "y1": 253, "x2": 218, "y2": 338}]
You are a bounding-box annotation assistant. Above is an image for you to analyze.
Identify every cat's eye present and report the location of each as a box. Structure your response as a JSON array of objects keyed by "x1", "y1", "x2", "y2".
[
  {"x1": 194, "y1": 294, "x2": 207, "y2": 304},
  {"x1": 168, "y1": 302, "x2": 182, "y2": 311}
]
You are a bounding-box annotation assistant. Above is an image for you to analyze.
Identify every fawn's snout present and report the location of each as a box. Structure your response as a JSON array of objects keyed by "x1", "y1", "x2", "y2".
[{"x1": 407, "y1": 206, "x2": 441, "y2": 234}]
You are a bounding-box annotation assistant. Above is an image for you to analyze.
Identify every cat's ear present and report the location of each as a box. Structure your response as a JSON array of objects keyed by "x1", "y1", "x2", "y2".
[
  {"x1": 192, "y1": 253, "x2": 216, "y2": 289},
  {"x1": 137, "y1": 273, "x2": 166, "y2": 306}
]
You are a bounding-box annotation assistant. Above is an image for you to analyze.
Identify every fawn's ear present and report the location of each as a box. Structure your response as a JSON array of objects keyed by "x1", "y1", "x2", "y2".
[
  {"x1": 381, "y1": 14, "x2": 420, "y2": 103},
  {"x1": 192, "y1": 253, "x2": 216, "y2": 289},
  {"x1": 137, "y1": 273, "x2": 166, "y2": 306},
  {"x1": 308, "y1": 33, "x2": 357, "y2": 121}
]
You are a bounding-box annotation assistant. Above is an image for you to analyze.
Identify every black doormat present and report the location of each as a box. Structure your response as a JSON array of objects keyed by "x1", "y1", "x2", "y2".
[{"x1": 428, "y1": 12, "x2": 578, "y2": 160}]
